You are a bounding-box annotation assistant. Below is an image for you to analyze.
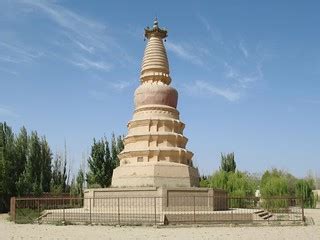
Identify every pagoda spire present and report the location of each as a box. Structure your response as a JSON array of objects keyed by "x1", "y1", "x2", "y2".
[{"x1": 141, "y1": 18, "x2": 170, "y2": 85}]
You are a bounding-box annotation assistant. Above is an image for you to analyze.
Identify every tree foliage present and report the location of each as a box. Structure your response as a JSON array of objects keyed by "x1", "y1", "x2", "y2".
[
  {"x1": 208, "y1": 170, "x2": 256, "y2": 197},
  {"x1": 220, "y1": 152, "x2": 236, "y2": 173},
  {"x1": 70, "y1": 168, "x2": 85, "y2": 197},
  {"x1": 87, "y1": 134, "x2": 124, "y2": 188},
  {"x1": 260, "y1": 169, "x2": 297, "y2": 197},
  {"x1": 295, "y1": 179, "x2": 316, "y2": 208},
  {"x1": 0, "y1": 123, "x2": 53, "y2": 211},
  {"x1": 51, "y1": 153, "x2": 68, "y2": 194}
]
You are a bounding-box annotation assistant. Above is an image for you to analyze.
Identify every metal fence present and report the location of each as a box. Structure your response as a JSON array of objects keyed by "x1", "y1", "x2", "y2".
[{"x1": 10, "y1": 196, "x2": 304, "y2": 225}]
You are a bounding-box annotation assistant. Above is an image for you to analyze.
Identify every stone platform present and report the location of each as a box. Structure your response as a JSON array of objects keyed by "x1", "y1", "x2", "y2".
[{"x1": 83, "y1": 187, "x2": 228, "y2": 212}]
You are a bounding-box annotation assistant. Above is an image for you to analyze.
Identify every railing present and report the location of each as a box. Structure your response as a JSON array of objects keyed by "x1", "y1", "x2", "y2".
[{"x1": 10, "y1": 196, "x2": 304, "y2": 225}]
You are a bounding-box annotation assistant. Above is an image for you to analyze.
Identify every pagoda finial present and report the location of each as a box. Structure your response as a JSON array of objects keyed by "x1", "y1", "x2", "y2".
[
  {"x1": 144, "y1": 18, "x2": 167, "y2": 39},
  {"x1": 153, "y1": 17, "x2": 158, "y2": 28}
]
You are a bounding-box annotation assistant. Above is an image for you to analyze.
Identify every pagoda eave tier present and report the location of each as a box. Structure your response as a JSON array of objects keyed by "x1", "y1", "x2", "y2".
[
  {"x1": 124, "y1": 133, "x2": 188, "y2": 145},
  {"x1": 119, "y1": 148, "x2": 194, "y2": 164}
]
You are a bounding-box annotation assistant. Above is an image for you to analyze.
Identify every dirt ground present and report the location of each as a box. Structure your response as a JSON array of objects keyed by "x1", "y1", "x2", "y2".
[{"x1": 1, "y1": 209, "x2": 320, "y2": 240}]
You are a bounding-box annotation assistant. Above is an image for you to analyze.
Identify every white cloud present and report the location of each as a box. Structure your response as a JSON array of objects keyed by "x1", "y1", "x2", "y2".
[
  {"x1": 88, "y1": 90, "x2": 107, "y2": 101},
  {"x1": 0, "y1": 66, "x2": 18, "y2": 76},
  {"x1": 70, "y1": 57, "x2": 112, "y2": 71},
  {"x1": 197, "y1": 15, "x2": 224, "y2": 45},
  {"x1": 224, "y1": 62, "x2": 263, "y2": 89},
  {"x1": 167, "y1": 15, "x2": 267, "y2": 102},
  {"x1": 16, "y1": 0, "x2": 130, "y2": 71},
  {"x1": 21, "y1": 0, "x2": 105, "y2": 36},
  {"x1": 0, "y1": 105, "x2": 18, "y2": 118},
  {"x1": 185, "y1": 80, "x2": 241, "y2": 102},
  {"x1": 69, "y1": 38, "x2": 95, "y2": 54},
  {"x1": 166, "y1": 41, "x2": 204, "y2": 66},
  {"x1": 111, "y1": 81, "x2": 132, "y2": 90},
  {"x1": 0, "y1": 41, "x2": 44, "y2": 63},
  {"x1": 0, "y1": 55, "x2": 21, "y2": 63},
  {"x1": 239, "y1": 41, "x2": 249, "y2": 58}
]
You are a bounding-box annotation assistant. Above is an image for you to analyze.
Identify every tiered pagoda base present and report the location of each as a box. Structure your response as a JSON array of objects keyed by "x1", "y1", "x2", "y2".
[{"x1": 112, "y1": 162, "x2": 199, "y2": 188}]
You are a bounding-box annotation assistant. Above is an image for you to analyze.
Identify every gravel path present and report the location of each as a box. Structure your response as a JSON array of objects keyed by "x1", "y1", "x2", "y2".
[{"x1": 1, "y1": 209, "x2": 320, "y2": 240}]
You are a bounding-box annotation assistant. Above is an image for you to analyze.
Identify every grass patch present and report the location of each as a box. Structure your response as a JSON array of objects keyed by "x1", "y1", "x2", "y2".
[{"x1": 15, "y1": 208, "x2": 40, "y2": 224}]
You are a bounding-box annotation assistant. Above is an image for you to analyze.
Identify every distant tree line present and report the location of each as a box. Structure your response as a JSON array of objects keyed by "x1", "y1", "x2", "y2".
[
  {"x1": 1, "y1": 121, "x2": 318, "y2": 212},
  {"x1": 200, "y1": 152, "x2": 318, "y2": 208},
  {"x1": 0, "y1": 122, "x2": 124, "y2": 212}
]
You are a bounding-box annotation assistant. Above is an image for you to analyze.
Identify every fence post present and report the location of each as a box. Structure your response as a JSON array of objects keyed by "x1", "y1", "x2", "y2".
[
  {"x1": 154, "y1": 197, "x2": 157, "y2": 225},
  {"x1": 193, "y1": 196, "x2": 196, "y2": 224},
  {"x1": 10, "y1": 197, "x2": 16, "y2": 223},
  {"x1": 62, "y1": 198, "x2": 65, "y2": 222},
  {"x1": 212, "y1": 194, "x2": 214, "y2": 211},
  {"x1": 231, "y1": 198, "x2": 233, "y2": 222},
  {"x1": 301, "y1": 197, "x2": 305, "y2": 222},
  {"x1": 89, "y1": 198, "x2": 92, "y2": 224},
  {"x1": 117, "y1": 197, "x2": 120, "y2": 225},
  {"x1": 37, "y1": 199, "x2": 40, "y2": 222}
]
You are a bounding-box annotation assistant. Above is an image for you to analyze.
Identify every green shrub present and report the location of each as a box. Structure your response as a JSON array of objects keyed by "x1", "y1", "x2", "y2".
[
  {"x1": 209, "y1": 171, "x2": 255, "y2": 197},
  {"x1": 15, "y1": 208, "x2": 40, "y2": 224},
  {"x1": 295, "y1": 179, "x2": 316, "y2": 208}
]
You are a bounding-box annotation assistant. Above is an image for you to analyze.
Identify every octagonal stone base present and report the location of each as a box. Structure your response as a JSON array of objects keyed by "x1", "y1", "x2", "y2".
[{"x1": 111, "y1": 162, "x2": 200, "y2": 188}]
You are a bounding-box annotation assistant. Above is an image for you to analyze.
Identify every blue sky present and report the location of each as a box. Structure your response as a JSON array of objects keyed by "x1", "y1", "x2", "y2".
[{"x1": 1, "y1": 0, "x2": 319, "y2": 178}]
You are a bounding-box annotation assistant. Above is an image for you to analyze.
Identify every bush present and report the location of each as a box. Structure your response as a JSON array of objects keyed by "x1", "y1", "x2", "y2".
[
  {"x1": 295, "y1": 179, "x2": 316, "y2": 208},
  {"x1": 199, "y1": 176, "x2": 210, "y2": 188},
  {"x1": 15, "y1": 208, "x2": 40, "y2": 224},
  {"x1": 208, "y1": 171, "x2": 256, "y2": 199},
  {"x1": 260, "y1": 169, "x2": 318, "y2": 209},
  {"x1": 260, "y1": 169, "x2": 296, "y2": 198}
]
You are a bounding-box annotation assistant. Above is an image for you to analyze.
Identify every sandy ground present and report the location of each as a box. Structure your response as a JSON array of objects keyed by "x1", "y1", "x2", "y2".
[{"x1": 1, "y1": 209, "x2": 320, "y2": 240}]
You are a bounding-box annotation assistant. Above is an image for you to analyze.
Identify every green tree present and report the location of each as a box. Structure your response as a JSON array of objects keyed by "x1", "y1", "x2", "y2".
[
  {"x1": 87, "y1": 138, "x2": 112, "y2": 187},
  {"x1": 70, "y1": 167, "x2": 85, "y2": 197},
  {"x1": 199, "y1": 175, "x2": 210, "y2": 187},
  {"x1": 51, "y1": 153, "x2": 67, "y2": 194},
  {"x1": 295, "y1": 179, "x2": 316, "y2": 208},
  {"x1": 76, "y1": 168, "x2": 85, "y2": 196},
  {"x1": 87, "y1": 135, "x2": 124, "y2": 188},
  {"x1": 115, "y1": 135, "x2": 124, "y2": 168},
  {"x1": 27, "y1": 131, "x2": 43, "y2": 194},
  {"x1": 260, "y1": 169, "x2": 296, "y2": 198},
  {"x1": 209, "y1": 170, "x2": 255, "y2": 197},
  {"x1": 40, "y1": 137, "x2": 52, "y2": 192},
  {"x1": 220, "y1": 152, "x2": 236, "y2": 173},
  {"x1": 14, "y1": 127, "x2": 28, "y2": 184},
  {"x1": 0, "y1": 122, "x2": 16, "y2": 196}
]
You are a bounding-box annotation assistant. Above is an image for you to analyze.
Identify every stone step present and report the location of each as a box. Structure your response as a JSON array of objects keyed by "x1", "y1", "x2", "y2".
[
  {"x1": 254, "y1": 210, "x2": 265, "y2": 214},
  {"x1": 262, "y1": 214, "x2": 273, "y2": 220},
  {"x1": 258, "y1": 212, "x2": 269, "y2": 217}
]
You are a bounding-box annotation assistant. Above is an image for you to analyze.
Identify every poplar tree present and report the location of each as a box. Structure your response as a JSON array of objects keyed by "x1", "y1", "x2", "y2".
[
  {"x1": 27, "y1": 131, "x2": 43, "y2": 194},
  {"x1": 111, "y1": 134, "x2": 119, "y2": 168},
  {"x1": 87, "y1": 135, "x2": 123, "y2": 188},
  {"x1": 0, "y1": 122, "x2": 16, "y2": 196},
  {"x1": 76, "y1": 168, "x2": 85, "y2": 196},
  {"x1": 87, "y1": 138, "x2": 109, "y2": 187},
  {"x1": 14, "y1": 127, "x2": 28, "y2": 183},
  {"x1": 220, "y1": 152, "x2": 236, "y2": 173},
  {"x1": 40, "y1": 137, "x2": 52, "y2": 192},
  {"x1": 51, "y1": 153, "x2": 67, "y2": 194}
]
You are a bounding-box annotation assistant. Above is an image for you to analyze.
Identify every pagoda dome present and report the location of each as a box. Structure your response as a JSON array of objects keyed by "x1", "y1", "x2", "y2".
[{"x1": 134, "y1": 83, "x2": 178, "y2": 108}]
